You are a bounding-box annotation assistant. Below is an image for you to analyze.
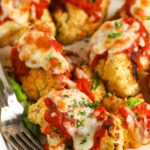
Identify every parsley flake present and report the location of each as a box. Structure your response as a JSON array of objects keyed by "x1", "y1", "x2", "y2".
[
  {"x1": 82, "y1": 65, "x2": 87, "y2": 69},
  {"x1": 64, "y1": 95, "x2": 69, "y2": 98},
  {"x1": 73, "y1": 102, "x2": 78, "y2": 108},
  {"x1": 136, "y1": 113, "x2": 140, "y2": 119},
  {"x1": 89, "y1": 0, "x2": 96, "y2": 3},
  {"x1": 80, "y1": 138, "x2": 87, "y2": 144},
  {"x1": 107, "y1": 92, "x2": 112, "y2": 97},
  {"x1": 76, "y1": 120, "x2": 84, "y2": 127},
  {"x1": 125, "y1": 97, "x2": 144, "y2": 108},
  {"x1": 91, "y1": 72, "x2": 99, "y2": 90},
  {"x1": 146, "y1": 16, "x2": 150, "y2": 20},
  {"x1": 64, "y1": 147, "x2": 70, "y2": 150},
  {"x1": 46, "y1": 53, "x2": 54, "y2": 60},
  {"x1": 115, "y1": 22, "x2": 123, "y2": 28},
  {"x1": 84, "y1": 101, "x2": 101, "y2": 109},
  {"x1": 70, "y1": 114, "x2": 74, "y2": 118},
  {"x1": 108, "y1": 32, "x2": 123, "y2": 38},
  {"x1": 58, "y1": 61, "x2": 63, "y2": 66},
  {"x1": 80, "y1": 111, "x2": 86, "y2": 116}
]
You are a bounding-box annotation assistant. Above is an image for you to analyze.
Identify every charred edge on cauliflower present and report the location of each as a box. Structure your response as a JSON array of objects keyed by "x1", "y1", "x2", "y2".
[
  {"x1": 104, "y1": 116, "x2": 115, "y2": 137},
  {"x1": 130, "y1": 53, "x2": 138, "y2": 81}
]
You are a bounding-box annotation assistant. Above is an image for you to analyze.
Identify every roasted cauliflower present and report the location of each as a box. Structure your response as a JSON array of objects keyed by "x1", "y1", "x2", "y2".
[
  {"x1": 51, "y1": 0, "x2": 110, "y2": 44},
  {"x1": 86, "y1": 17, "x2": 150, "y2": 97}
]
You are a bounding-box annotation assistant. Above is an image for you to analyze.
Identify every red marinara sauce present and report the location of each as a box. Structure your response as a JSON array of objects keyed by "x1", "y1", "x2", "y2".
[
  {"x1": 123, "y1": 0, "x2": 136, "y2": 17},
  {"x1": 30, "y1": 0, "x2": 49, "y2": 19},
  {"x1": 44, "y1": 97, "x2": 110, "y2": 149},
  {"x1": 60, "y1": 0, "x2": 102, "y2": 22},
  {"x1": 10, "y1": 47, "x2": 30, "y2": 76},
  {"x1": 91, "y1": 17, "x2": 150, "y2": 69},
  {"x1": 121, "y1": 17, "x2": 150, "y2": 69},
  {"x1": 43, "y1": 142, "x2": 49, "y2": 150},
  {"x1": 118, "y1": 102, "x2": 150, "y2": 134},
  {"x1": 76, "y1": 78, "x2": 95, "y2": 102}
]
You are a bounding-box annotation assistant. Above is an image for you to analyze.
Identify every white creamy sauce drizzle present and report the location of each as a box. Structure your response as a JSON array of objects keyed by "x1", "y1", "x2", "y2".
[
  {"x1": 130, "y1": 0, "x2": 150, "y2": 33},
  {"x1": 86, "y1": 18, "x2": 140, "y2": 64},
  {"x1": 18, "y1": 26, "x2": 70, "y2": 75},
  {"x1": 46, "y1": 89, "x2": 104, "y2": 150},
  {"x1": 0, "y1": 0, "x2": 29, "y2": 25}
]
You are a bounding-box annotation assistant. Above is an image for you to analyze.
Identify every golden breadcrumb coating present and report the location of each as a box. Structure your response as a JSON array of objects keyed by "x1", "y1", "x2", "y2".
[
  {"x1": 101, "y1": 95, "x2": 124, "y2": 113},
  {"x1": 20, "y1": 69, "x2": 64, "y2": 101},
  {"x1": 28, "y1": 97, "x2": 49, "y2": 132},
  {"x1": 95, "y1": 54, "x2": 140, "y2": 97}
]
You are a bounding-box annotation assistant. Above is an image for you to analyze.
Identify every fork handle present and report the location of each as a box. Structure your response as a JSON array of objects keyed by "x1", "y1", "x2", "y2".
[{"x1": 0, "y1": 63, "x2": 14, "y2": 99}]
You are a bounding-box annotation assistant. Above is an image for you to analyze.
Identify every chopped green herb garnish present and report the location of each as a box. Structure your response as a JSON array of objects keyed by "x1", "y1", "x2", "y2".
[
  {"x1": 79, "y1": 102, "x2": 84, "y2": 107},
  {"x1": 135, "y1": 6, "x2": 139, "y2": 9},
  {"x1": 81, "y1": 65, "x2": 87, "y2": 69},
  {"x1": 64, "y1": 95, "x2": 69, "y2": 98},
  {"x1": 84, "y1": 101, "x2": 101, "y2": 109},
  {"x1": 65, "y1": 115, "x2": 69, "y2": 119},
  {"x1": 89, "y1": 0, "x2": 96, "y2": 3},
  {"x1": 108, "y1": 32, "x2": 123, "y2": 38},
  {"x1": 64, "y1": 147, "x2": 70, "y2": 150},
  {"x1": 125, "y1": 97, "x2": 144, "y2": 108},
  {"x1": 76, "y1": 120, "x2": 84, "y2": 127},
  {"x1": 107, "y1": 92, "x2": 112, "y2": 97},
  {"x1": 80, "y1": 138, "x2": 87, "y2": 144},
  {"x1": 58, "y1": 61, "x2": 62, "y2": 66},
  {"x1": 136, "y1": 113, "x2": 140, "y2": 119},
  {"x1": 94, "y1": 11, "x2": 98, "y2": 15},
  {"x1": 80, "y1": 111, "x2": 86, "y2": 116},
  {"x1": 66, "y1": 52, "x2": 71, "y2": 56},
  {"x1": 91, "y1": 72, "x2": 99, "y2": 90},
  {"x1": 81, "y1": 97, "x2": 85, "y2": 100},
  {"x1": 146, "y1": 16, "x2": 150, "y2": 20},
  {"x1": 115, "y1": 22, "x2": 123, "y2": 28},
  {"x1": 3, "y1": 66, "x2": 11, "y2": 70},
  {"x1": 73, "y1": 102, "x2": 78, "y2": 108},
  {"x1": 70, "y1": 114, "x2": 74, "y2": 118},
  {"x1": 46, "y1": 53, "x2": 54, "y2": 60}
]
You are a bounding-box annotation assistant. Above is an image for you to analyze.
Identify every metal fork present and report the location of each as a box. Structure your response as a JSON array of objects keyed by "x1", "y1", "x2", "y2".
[{"x1": 0, "y1": 63, "x2": 43, "y2": 150}]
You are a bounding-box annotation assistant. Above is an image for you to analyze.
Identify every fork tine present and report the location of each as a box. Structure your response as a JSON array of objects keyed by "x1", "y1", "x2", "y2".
[
  {"x1": 9, "y1": 135, "x2": 25, "y2": 150},
  {"x1": 17, "y1": 132, "x2": 38, "y2": 150},
  {"x1": 15, "y1": 134, "x2": 34, "y2": 150},
  {"x1": 21, "y1": 129, "x2": 43, "y2": 150}
]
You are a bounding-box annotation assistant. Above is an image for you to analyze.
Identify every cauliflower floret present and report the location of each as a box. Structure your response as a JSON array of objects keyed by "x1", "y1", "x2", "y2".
[
  {"x1": 76, "y1": 67, "x2": 106, "y2": 101},
  {"x1": 28, "y1": 89, "x2": 124, "y2": 150},
  {"x1": 100, "y1": 115, "x2": 124, "y2": 150},
  {"x1": 32, "y1": 9, "x2": 56, "y2": 36},
  {"x1": 20, "y1": 69, "x2": 64, "y2": 101},
  {"x1": 52, "y1": 0, "x2": 110, "y2": 44},
  {"x1": 95, "y1": 54, "x2": 140, "y2": 97}
]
